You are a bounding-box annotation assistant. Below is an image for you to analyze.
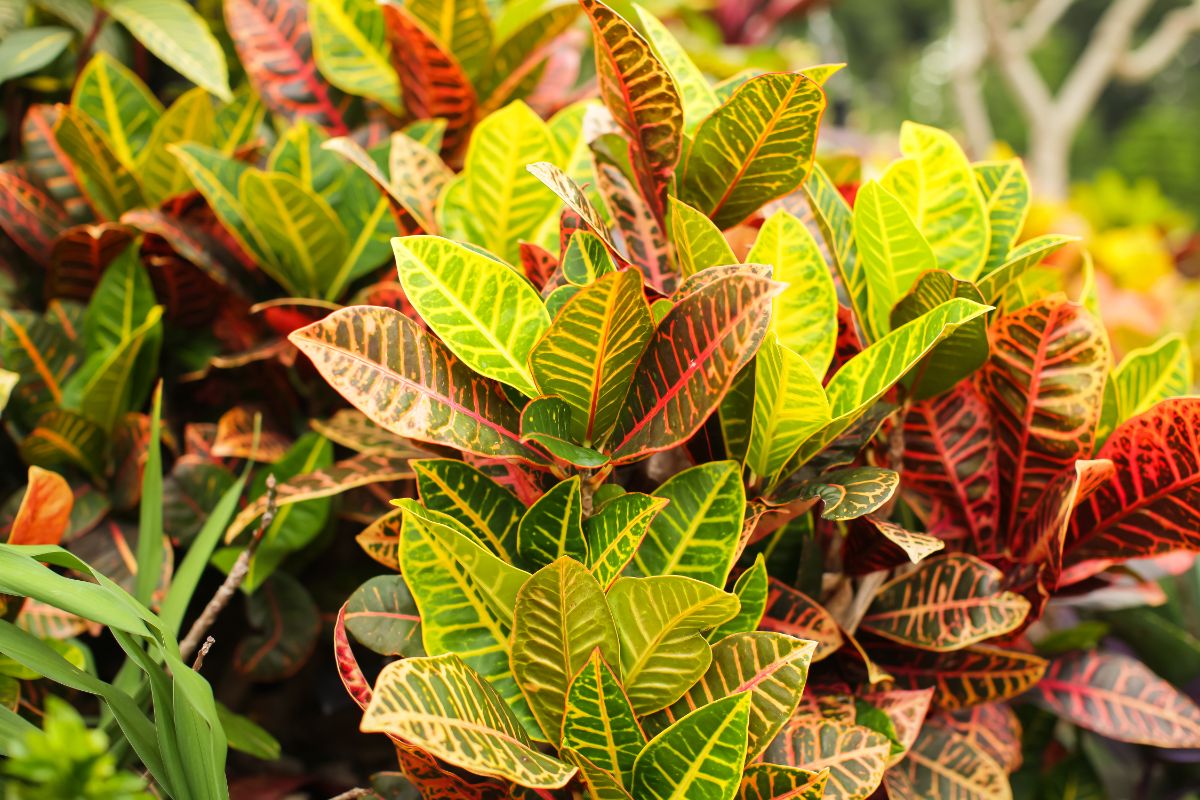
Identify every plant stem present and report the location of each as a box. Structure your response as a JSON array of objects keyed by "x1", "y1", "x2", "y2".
[
  {"x1": 191, "y1": 636, "x2": 215, "y2": 671},
  {"x1": 179, "y1": 475, "x2": 277, "y2": 661}
]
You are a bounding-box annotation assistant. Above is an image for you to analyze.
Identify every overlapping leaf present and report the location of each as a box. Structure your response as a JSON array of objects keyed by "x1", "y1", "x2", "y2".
[
  {"x1": 680, "y1": 73, "x2": 825, "y2": 229},
  {"x1": 309, "y1": 0, "x2": 399, "y2": 111},
  {"x1": 867, "y1": 640, "x2": 1047, "y2": 711},
  {"x1": 890, "y1": 724, "x2": 1011, "y2": 800},
  {"x1": 344, "y1": 574, "x2": 423, "y2": 657},
  {"x1": 605, "y1": 271, "x2": 779, "y2": 462},
  {"x1": 226, "y1": 0, "x2": 349, "y2": 133},
  {"x1": 511, "y1": 559, "x2": 619, "y2": 742},
  {"x1": 631, "y1": 693, "x2": 751, "y2": 800},
  {"x1": 974, "y1": 159, "x2": 1029, "y2": 273},
  {"x1": 860, "y1": 554, "x2": 1030, "y2": 650},
  {"x1": 289, "y1": 306, "x2": 546, "y2": 463},
  {"x1": 981, "y1": 297, "x2": 1110, "y2": 531},
  {"x1": 764, "y1": 719, "x2": 890, "y2": 800},
  {"x1": 608, "y1": 575, "x2": 739, "y2": 713},
  {"x1": 362, "y1": 654, "x2": 575, "y2": 788},
  {"x1": 737, "y1": 764, "x2": 828, "y2": 800},
  {"x1": 414, "y1": 459, "x2": 524, "y2": 561},
  {"x1": 585, "y1": 493, "x2": 668, "y2": 589},
  {"x1": 517, "y1": 477, "x2": 587, "y2": 569},
  {"x1": 890, "y1": 269, "x2": 989, "y2": 400},
  {"x1": 759, "y1": 579, "x2": 843, "y2": 661}
]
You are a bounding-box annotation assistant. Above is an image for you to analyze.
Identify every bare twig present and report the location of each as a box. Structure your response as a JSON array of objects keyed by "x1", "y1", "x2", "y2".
[
  {"x1": 950, "y1": 0, "x2": 995, "y2": 155},
  {"x1": 1116, "y1": 0, "x2": 1200, "y2": 81},
  {"x1": 75, "y1": 10, "x2": 109, "y2": 76},
  {"x1": 191, "y1": 637, "x2": 215, "y2": 671},
  {"x1": 1015, "y1": 0, "x2": 1077, "y2": 50},
  {"x1": 180, "y1": 475, "x2": 277, "y2": 661}
]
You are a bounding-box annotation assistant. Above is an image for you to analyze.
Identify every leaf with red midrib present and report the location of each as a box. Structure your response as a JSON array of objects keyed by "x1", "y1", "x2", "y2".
[
  {"x1": 604, "y1": 272, "x2": 779, "y2": 463},
  {"x1": 981, "y1": 297, "x2": 1109, "y2": 532},
  {"x1": 902, "y1": 382, "x2": 1000, "y2": 555},
  {"x1": 383, "y1": 3, "x2": 478, "y2": 161},
  {"x1": 0, "y1": 165, "x2": 69, "y2": 266},
  {"x1": 1035, "y1": 651, "x2": 1200, "y2": 748},
  {"x1": 1066, "y1": 398, "x2": 1200, "y2": 566},
  {"x1": 225, "y1": 0, "x2": 350, "y2": 135},
  {"x1": 866, "y1": 638, "x2": 1047, "y2": 711}
]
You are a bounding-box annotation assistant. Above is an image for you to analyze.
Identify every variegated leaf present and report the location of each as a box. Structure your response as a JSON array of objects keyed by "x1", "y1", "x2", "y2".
[
  {"x1": 680, "y1": 73, "x2": 825, "y2": 229},
  {"x1": 974, "y1": 159, "x2": 1029, "y2": 273},
  {"x1": 289, "y1": 306, "x2": 546, "y2": 464},
  {"x1": 759, "y1": 578, "x2": 843, "y2": 661},
  {"x1": 867, "y1": 640, "x2": 1047, "y2": 711},
  {"x1": 737, "y1": 764, "x2": 828, "y2": 800},
  {"x1": 605, "y1": 271, "x2": 779, "y2": 462},
  {"x1": 648, "y1": 632, "x2": 815, "y2": 763},
  {"x1": 344, "y1": 574, "x2": 423, "y2": 657},
  {"x1": 763, "y1": 719, "x2": 889, "y2": 800},
  {"x1": 562, "y1": 650, "x2": 646, "y2": 785},
  {"x1": 860, "y1": 553, "x2": 1030, "y2": 651},
  {"x1": 414, "y1": 458, "x2": 524, "y2": 562},
  {"x1": 362, "y1": 654, "x2": 575, "y2": 788},
  {"x1": 631, "y1": 693, "x2": 751, "y2": 800},
  {"x1": 309, "y1": 0, "x2": 399, "y2": 111},
  {"x1": 668, "y1": 195, "x2": 735, "y2": 277},
  {"x1": 511, "y1": 558, "x2": 619, "y2": 742},
  {"x1": 890, "y1": 724, "x2": 1011, "y2": 800},
  {"x1": 585, "y1": 493, "x2": 669, "y2": 589},
  {"x1": 517, "y1": 476, "x2": 587, "y2": 569},
  {"x1": 608, "y1": 575, "x2": 739, "y2": 714}
]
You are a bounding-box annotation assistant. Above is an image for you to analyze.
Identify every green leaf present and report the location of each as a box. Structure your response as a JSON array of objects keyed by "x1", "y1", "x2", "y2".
[
  {"x1": 63, "y1": 306, "x2": 163, "y2": 432},
  {"x1": 511, "y1": 558, "x2": 620, "y2": 741},
  {"x1": 747, "y1": 209, "x2": 837, "y2": 374},
  {"x1": 240, "y1": 169, "x2": 350, "y2": 298},
  {"x1": 403, "y1": 0, "x2": 493, "y2": 82},
  {"x1": 517, "y1": 476, "x2": 587, "y2": 568},
  {"x1": 585, "y1": 493, "x2": 669, "y2": 589},
  {"x1": 606, "y1": 271, "x2": 779, "y2": 462},
  {"x1": 789, "y1": 297, "x2": 991, "y2": 467},
  {"x1": 563, "y1": 230, "x2": 617, "y2": 286},
  {"x1": 528, "y1": 159, "x2": 617, "y2": 250},
  {"x1": 629, "y1": 461, "x2": 745, "y2": 587},
  {"x1": 975, "y1": 159, "x2": 1030, "y2": 273},
  {"x1": 746, "y1": 338, "x2": 830, "y2": 480},
  {"x1": 854, "y1": 180, "x2": 936, "y2": 341},
  {"x1": 397, "y1": 502, "x2": 537, "y2": 735},
  {"x1": 791, "y1": 467, "x2": 899, "y2": 521},
  {"x1": 171, "y1": 142, "x2": 272, "y2": 266},
  {"x1": 562, "y1": 650, "x2": 646, "y2": 784},
  {"x1": 631, "y1": 692, "x2": 751, "y2": 800},
  {"x1": 680, "y1": 72, "x2": 825, "y2": 229},
  {"x1": 608, "y1": 575, "x2": 739, "y2": 713},
  {"x1": 54, "y1": 105, "x2": 144, "y2": 220},
  {"x1": 1110, "y1": 334, "x2": 1191, "y2": 426},
  {"x1": 520, "y1": 396, "x2": 610, "y2": 467},
  {"x1": 80, "y1": 242, "x2": 156, "y2": 355},
  {"x1": 668, "y1": 195, "x2": 736, "y2": 277},
  {"x1": 343, "y1": 578, "x2": 422, "y2": 662},
  {"x1": 719, "y1": 362, "x2": 755, "y2": 462},
  {"x1": 73, "y1": 52, "x2": 163, "y2": 169},
  {"x1": 134, "y1": 383, "x2": 163, "y2": 606},
  {"x1": 881, "y1": 123, "x2": 989, "y2": 279},
  {"x1": 530, "y1": 269, "x2": 655, "y2": 446},
  {"x1": 461, "y1": 101, "x2": 559, "y2": 262},
  {"x1": 309, "y1": 0, "x2": 399, "y2": 111},
  {"x1": 362, "y1": 654, "x2": 576, "y2": 789},
  {"x1": 289, "y1": 307, "x2": 546, "y2": 463},
  {"x1": 708, "y1": 554, "x2": 768, "y2": 641},
  {"x1": 804, "y1": 162, "x2": 868, "y2": 331},
  {"x1": 889, "y1": 269, "x2": 989, "y2": 400},
  {"x1": 414, "y1": 458, "x2": 524, "y2": 562},
  {"x1": 633, "y1": 4, "x2": 718, "y2": 132},
  {"x1": 104, "y1": 0, "x2": 232, "y2": 101},
  {"x1": 217, "y1": 702, "x2": 281, "y2": 761},
  {"x1": 394, "y1": 235, "x2": 550, "y2": 397},
  {"x1": 975, "y1": 234, "x2": 1077, "y2": 302},
  {"x1": 0, "y1": 27, "x2": 72, "y2": 84},
  {"x1": 649, "y1": 632, "x2": 814, "y2": 763},
  {"x1": 137, "y1": 88, "x2": 217, "y2": 205}
]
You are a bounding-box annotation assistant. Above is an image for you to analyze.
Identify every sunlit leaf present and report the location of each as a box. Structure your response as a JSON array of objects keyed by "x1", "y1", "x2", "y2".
[
  {"x1": 362, "y1": 654, "x2": 575, "y2": 788},
  {"x1": 747, "y1": 339, "x2": 830, "y2": 480},
  {"x1": 709, "y1": 555, "x2": 768, "y2": 641},
  {"x1": 511, "y1": 558, "x2": 619, "y2": 741},
  {"x1": 608, "y1": 575, "x2": 739, "y2": 713},
  {"x1": 106, "y1": 0, "x2": 232, "y2": 102},
  {"x1": 974, "y1": 159, "x2": 1029, "y2": 273},
  {"x1": 804, "y1": 163, "x2": 867, "y2": 332},
  {"x1": 680, "y1": 73, "x2": 825, "y2": 229},
  {"x1": 606, "y1": 271, "x2": 779, "y2": 462},
  {"x1": 309, "y1": 0, "x2": 399, "y2": 111},
  {"x1": 974, "y1": 234, "x2": 1076, "y2": 303},
  {"x1": 562, "y1": 650, "x2": 646, "y2": 785},
  {"x1": 585, "y1": 493, "x2": 668, "y2": 589},
  {"x1": 631, "y1": 693, "x2": 751, "y2": 800},
  {"x1": 517, "y1": 476, "x2": 587, "y2": 569}
]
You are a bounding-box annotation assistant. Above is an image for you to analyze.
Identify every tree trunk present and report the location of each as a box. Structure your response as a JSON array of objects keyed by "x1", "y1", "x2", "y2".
[{"x1": 1027, "y1": 125, "x2": 1071, "y2": 201}]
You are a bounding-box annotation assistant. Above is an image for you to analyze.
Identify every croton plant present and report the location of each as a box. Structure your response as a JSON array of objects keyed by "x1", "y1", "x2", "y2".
[{"x1": 2, "y1": 0, "x2": 1200, "y2": 797}]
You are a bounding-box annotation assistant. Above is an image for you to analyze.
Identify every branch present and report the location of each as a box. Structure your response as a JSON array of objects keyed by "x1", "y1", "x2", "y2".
[
  {"x1": 1116, "y1": 0, "x2": 1200, "y2": 82},
  {"x1": 1055, "y1": 0, "x2": 1154, "y2": 132},
  {"x1": 950, "y1": 0, "x2": 995, "y2": 155},
  {"x1": 979, "y1": 0, "x2": 1056, "y2": 123},
  {"x1": 1015, "y1": 0, "x2": 1078, "y2": 50},
  {"x1": 179, "y1": 475, "x2": 277, "y2": 661}
]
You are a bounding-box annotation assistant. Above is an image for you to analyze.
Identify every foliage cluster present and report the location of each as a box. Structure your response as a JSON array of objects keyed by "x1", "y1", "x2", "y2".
[{"x1": 2, "y1": 0, "x2": 1200, "y2": 799}]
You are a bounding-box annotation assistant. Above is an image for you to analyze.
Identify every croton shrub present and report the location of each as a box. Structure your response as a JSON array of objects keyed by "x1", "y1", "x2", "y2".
[{"x1": 3, "y1": 0, "x2": 1200, "y2": 798}]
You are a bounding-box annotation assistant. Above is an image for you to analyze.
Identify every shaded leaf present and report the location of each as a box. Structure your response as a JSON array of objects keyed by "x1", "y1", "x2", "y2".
[
  {"x1": 868, "y1": 640, "x2": 1047, "y2": 711},
  {"x1": 764, "y1": 719, "x2": 889, "y2": 800},
  {"x1": 759, "y1": 578, "x2": 843, "y2": 661}
]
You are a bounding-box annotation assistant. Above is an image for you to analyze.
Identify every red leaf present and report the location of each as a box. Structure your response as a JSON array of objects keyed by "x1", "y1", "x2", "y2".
[
  {"x1": 382, "y1": 4, "x2": 478, "y2": 161},
  {"x1": 596, "y1": 161, "x2": 674, "y2": 294},
  {"x1": 8, "y1": 466, "x2": 73, "y2": 546},
  {"x1": 931, "y1": 704, "x2": 1023, "y2": 773},
  {"x1": 1067, "y1": 398, "x2": 1200, "y2": 566},
  {"x1": 866, "y1": 638, "x2": 1047, "y2": 711},
  {"x1": 520, "y1": 242, "x2": 559, "y2": 291},
  {"x1": 902, "y1": 382, "x2": 1000, "y2": 556},
  {"x1": 21, "y1": 104, "x2": 94, "y2": 224},
  {"x1": 981, "y1": 297, "x2": 1110, "y2": 532},
  {"x1": 0, "y1": 163, "x2": 69, "y2": 265},
  {"x1": 225, "y1": 0, "x2": 350, "y2": 134},
  {"x1": 1035, "y1": 651, "x2": 1200, "y2": 748},
  {"x1": 46, "y1": 223, "x2": 135, "y2": 301},
  {"x1": 759, "y1": 577, "x2": 843, "y2": 661}
]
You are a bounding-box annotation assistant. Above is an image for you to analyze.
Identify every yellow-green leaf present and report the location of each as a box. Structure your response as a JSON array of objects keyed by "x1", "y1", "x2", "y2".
[
  {"x1": 747, "y1": 338, "x2": 830, "y2": 480},
  {"x1": 393, "y1": 235, "x2": 550, "y2": 397},
  {"x1": 73, "y1": 52, "x2": 163, "y2": 169},
  {"x1": 54, "y1": 105, "x2": 145, "y2": 220},
  {"x1": 310, "y1": 0, "x2": 399, "y2": 112},
  {"x1": 137, "y1": 88, "x2": 216, "y2": 205},
  {"x1": 680, "y1": 72, "x2": 825, "y2": 229},
  {"x1": 562, "y1": 650, "x2": 646, "y2": 786},
  {"x1": 669, "y1": 195, "x2": 736, "y2": 277},
  {"x1": 362, "y1": 654, "x2": 575, "y2": 788},
  {"x1": 633, "y1": 4, "x2": 718, "y2": 132},
  {"x1": 854, "y1": 180, "x2": 936, "y2": 341},
  {"x1": 974, "y1": 159, "x2": 1029, "y2": 273},
  {"x1": 631, "y1": 693, "x2": 751, "y2": 800}
]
